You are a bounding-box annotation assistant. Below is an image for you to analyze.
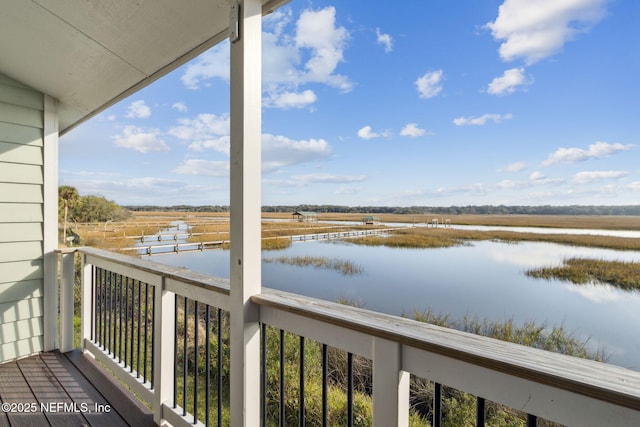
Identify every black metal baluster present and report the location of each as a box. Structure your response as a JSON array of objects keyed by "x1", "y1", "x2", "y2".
[
  {"x1": 347, "y1": 352, "x2": 353, "y2": 427},
  {"x1": 477, "y1": 397, "x2": 485, "y2": 427},
  {"x1": 279, "y1": 329, "x2": 285, "y2": 427},
  {"x1": 118, "y1": 275, "x2": 124, "y2": 363},
  {"x1": 434, "y1": 382, "x2": 442, "y2": 427},
  {"x1": 124, "y1": 277, "x2": 129, "y2": 369},
  {"x1": 205, "y1": 306, "x2": 211, "y2": 427},
  {"x1": 299, "y1": 336, "x2": 305, "y2": 427},
  {"x1": 95, "y1": 268, "x2": 101, "y2": 345},
  {"x1": 183, "y1": 296, "x2": 188, "y2": 416},
  {"x1": 173, "y1": 294, "x2": 178, "y2": 409},
  {"x1": 129, "y1": 280, "x2": 135, "y2": 372},
  {"x1": 100, "y1": 270, "x2": 107, "y2": 350},
  {"x1": 144, "y1": 282, "x2": 149, "y2": 382},
  {"x1": 91, "y1": 266, "x2": 96, "y2": 342},
  {"x1": 151, "y1": 285, "x2": 155, "y2": 390},
  {"x1": 322, "y1": 344, "x2": 328, "y2": 427},
  {"x1": 108, "y1": 271, "x2": 113, "y2": 354},
  {"x1": 261, "y1": 323, "x2": 267, "y2": 427},
  {"x1": 136, "y1": 280, "x2": 142, "y2": 377},
  {"x1": 217, "y1": 308, "x2": 222, "y2": 427},
  {"x1": 194, "y1": 301, "x2": 199, "y2": 424},
  {"x1": 102, "y1": 269, "x2": 108, "y2": 350}
]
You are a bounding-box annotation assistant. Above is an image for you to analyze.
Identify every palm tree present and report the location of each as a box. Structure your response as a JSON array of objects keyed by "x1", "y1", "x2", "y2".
[{"x1": 58, "y1": 186, "x2": 80, "y2": 244}]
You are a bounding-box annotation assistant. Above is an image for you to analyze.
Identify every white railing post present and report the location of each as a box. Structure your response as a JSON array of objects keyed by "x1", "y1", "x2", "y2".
[
  {"x1": 60, "y1": 251, "x2": 75, "y2": 352},
  {"x1": 80, "y1": 253, "x2": 93, "y2": 348},
  {"x1": 373, "y1": 337, "x2": 409, "y2": 427},
  {"x1": 153, "y1": 278, "x2": 175, "y2": 425},
  {"x1": 229, "y1": 0, "x2": 263, "y2": 425}
]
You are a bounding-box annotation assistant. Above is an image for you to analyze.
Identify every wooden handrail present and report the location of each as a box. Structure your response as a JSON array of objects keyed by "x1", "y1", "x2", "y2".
[
  {"x1": 61, "y1": 246, "x2": 640, "y2": 426},
  {"x1": 253, "y1": 289, "x2": 640, "y2": 412}
]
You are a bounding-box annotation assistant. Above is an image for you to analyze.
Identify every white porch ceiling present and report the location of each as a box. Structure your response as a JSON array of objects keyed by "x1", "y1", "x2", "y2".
[{"x1": 0, "y1": 0, "x2": 288, "y2": 134}]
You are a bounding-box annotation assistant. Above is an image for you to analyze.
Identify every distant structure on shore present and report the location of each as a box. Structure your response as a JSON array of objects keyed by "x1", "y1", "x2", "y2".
[{"x1": 292, "y1": 211, "x2": 318, "y2": 223}]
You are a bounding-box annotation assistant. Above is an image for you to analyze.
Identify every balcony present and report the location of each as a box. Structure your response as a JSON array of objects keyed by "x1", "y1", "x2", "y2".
[{"x1": 40, "y1": 246, "x2": 640, "y2": 426}]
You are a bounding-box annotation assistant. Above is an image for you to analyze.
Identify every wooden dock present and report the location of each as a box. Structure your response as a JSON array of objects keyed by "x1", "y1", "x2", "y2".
[{"x1": 121, "y1": 228, "x2": 393, "y2": 256}]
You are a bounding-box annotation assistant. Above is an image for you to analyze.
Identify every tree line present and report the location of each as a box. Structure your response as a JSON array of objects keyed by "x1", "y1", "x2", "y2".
[
  {"x1": 126, "y1": 204, "x2": 640, "y2": 216},
  {"x1": 59, "y1": 186, "x2": 131, "y2": 223}
]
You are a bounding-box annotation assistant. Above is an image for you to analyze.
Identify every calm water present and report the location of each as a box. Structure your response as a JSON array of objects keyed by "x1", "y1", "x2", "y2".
[{"x1": 149, "y1": 235, "x2": 640, "y2": 370}]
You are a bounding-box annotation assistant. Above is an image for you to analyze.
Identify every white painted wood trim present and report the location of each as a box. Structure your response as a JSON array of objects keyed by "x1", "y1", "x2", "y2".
[
  {"x1": 80, "y1": 253, "x2": 94, "y2": 346},
  {"x1": 165, "y1": 277, "x2": 230, "y2": 311},
  {"x1": 403, "y1": 345, "x2": 640, "y2": 427},
  {"x1": 84, "y1": 339, "x2": 154, "y2": 404},
  {"x1": 153, "y1": 277, "x2": 176, "y2": 426},
  {"x1": 373, "y1": 337, "x2": 409, "y2": 427},
  {"x1": 60, "y1": 252, "x2": 75, "y2": 352},
  {"x1": 42, "y1": 94, "x2": 59, "y2": 351},
  {"x1": 229, "y1": 1, "x2": 263, "y2": 426}
]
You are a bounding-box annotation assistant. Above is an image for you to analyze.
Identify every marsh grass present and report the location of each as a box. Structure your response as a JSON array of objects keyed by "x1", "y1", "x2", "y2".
[
  {"x1": 526, "y1": 258, "x2": 640, "y2": 291},
  {"x1": 409, "y1": 309, "x2": 605, "y2": 361},
  {"x1": 261, "y1": 237, "x2": 292, "y2": 250},
  {"x1": 350, "y1": 227, "x2": 640, "y2": 251},
  {"x1": 351, "y1": 228, "x2": 466, "y2": 248},
  {"x1": 263, "y1": 256, "x2": 363, "y2": 275}
]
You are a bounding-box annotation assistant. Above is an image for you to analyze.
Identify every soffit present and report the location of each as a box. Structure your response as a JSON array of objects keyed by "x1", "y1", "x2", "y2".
[{"x1": 0, "y1": 0, "x2": 288, "y2": 134}]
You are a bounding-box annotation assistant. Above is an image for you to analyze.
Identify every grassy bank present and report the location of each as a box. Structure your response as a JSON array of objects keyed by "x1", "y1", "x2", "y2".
[
  {"x1": 349, "y1": 226, "x2": 640, "y2": 251},
  {"x1": 526, "y1": 258, "x2": 640, "y2": 291}
]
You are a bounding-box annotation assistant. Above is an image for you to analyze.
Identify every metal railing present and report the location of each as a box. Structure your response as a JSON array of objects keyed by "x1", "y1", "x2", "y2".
[{"x1": 57, "y1": 247, "x2": 640, "y2": 426}]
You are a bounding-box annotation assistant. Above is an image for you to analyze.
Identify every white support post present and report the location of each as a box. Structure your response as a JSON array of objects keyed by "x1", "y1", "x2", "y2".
[
  {"x1": 43, "y1": 94, "x2": 59, "y2": 351},
  {"x1": 60, "y1": 252, "x2": 75, "y2": 352},
  {"x1": 229, "y1": 0, "x2": 263, "y2": 425},
  {"x1": 153, "y1": 278, "x2": 175, "y2": 426},
  {"x1": 80, "y1": 253, "x2": 93, "y2": 348},
  {"x1": 372, "y1": 337, "x2": 410, "y2": 427}
]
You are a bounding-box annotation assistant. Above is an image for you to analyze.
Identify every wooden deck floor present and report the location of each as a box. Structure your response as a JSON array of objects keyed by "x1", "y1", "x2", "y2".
[{"x1": 0, "y1": 350, "x2": 155, "y2": 427}]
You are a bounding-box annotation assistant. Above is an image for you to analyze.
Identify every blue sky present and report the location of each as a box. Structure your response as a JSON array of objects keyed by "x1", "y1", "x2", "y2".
[{"x1": 59, "y1": 0, "x2": 640, "y2": 207}]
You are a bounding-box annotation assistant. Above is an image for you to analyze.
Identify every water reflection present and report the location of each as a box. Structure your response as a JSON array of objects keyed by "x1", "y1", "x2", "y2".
[{"x1": 154, "y1": 238, "x2": 640, "y2": 370}]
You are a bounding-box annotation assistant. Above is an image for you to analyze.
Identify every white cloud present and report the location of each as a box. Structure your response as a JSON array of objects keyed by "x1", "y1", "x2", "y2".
[
  {"x1": 265, "y1": 89, "x2": 317, "y2": 109},
  {"x1": 529, "y1": 171, "x2": 546, "y2": 181},
  {"x1": 181, "y1": 6, "x2": 352, "y2": 107},
  {"x1": 376, "y1": 28, "x2": 393, "y2": 53},
  {"x1": 169, "y1": 113, "x2": 231, "y2": 155},
  {"x1": 181, "y1": 43, "x2": 230, "y2": 89},
  {"x1": 335, "y1": 185, "x2": 360, "y2": 195},
  {"x1": 453, "y1": 113, "x2": 513, "y2": 126},
  {"x1": 543, "y1": 141, "x2": 635, "y2": 166},
  {"x1": 503, "y1": 161, "x2": 527, "y2": 172},
  {"x1": 291, "y1": 173, "x2": 368, "y2": 184},
  {"x1": 172, "y1": 159, "x2": 230, "y2": 177},
  {"x1": 400, "y1": 123, "x2": 426, "y2": 137},
  {"x1": 295, "y1": 7, "x2": 352, "y2": 92},
  {"x1": 497, "y1": 179, "x2": 521, "y2": 189},
  {"x1": 113, "y1": 126, "x2": 169, "y2": 153},
  {"x1": 415, "y1": 70, "x2": 444, "y2": 99},
  {"x1": 172, "y1": 102, "x2": 188, "y2": 112},
  {"x1": 628, "y1": 182, "x2": 640, "y2": 190},
  {"x1": 262, "y1": 134, "x2": 332, "y2": 172},
  {"x1": 357, "y1": 125, "x2": 391, "y2": 140},
  {"x1": 188, "y1": 137, "x2": 231, "y2": 154},
  {"x1": 485, "y1": 0, "x2": 608, "y2": 64},
  {"x1": 573, "y1": 170, "x2": 628, "y2": 184},
  {"x1": 126, "y1": 100, "x2": 151, "y2": 119},
  {"x1": 487, "y1": 68, "x2": 530, "y2": 95}
]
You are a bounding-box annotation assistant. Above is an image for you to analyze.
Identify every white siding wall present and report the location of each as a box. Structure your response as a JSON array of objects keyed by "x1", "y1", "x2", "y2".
[{"x1": 0, "y1": 73, "x2": 45, "y2": 362}]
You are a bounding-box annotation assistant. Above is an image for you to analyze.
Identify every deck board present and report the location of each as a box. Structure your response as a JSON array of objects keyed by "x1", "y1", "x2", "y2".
[{"x1": 0, "y1": 351, "x2": 154, "y2": 427}]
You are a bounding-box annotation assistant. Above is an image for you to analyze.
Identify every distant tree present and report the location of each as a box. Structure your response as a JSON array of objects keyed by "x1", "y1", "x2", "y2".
[
  {"x1": 58, "y1": 186, "x2": 130, "y2": 224},
  {"x1": 75, "y1": 195, "x2": 130, "y2": 222},
  {"x1": 58, "y1": 185, "x2": 81, "y2": 241}
]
